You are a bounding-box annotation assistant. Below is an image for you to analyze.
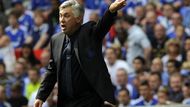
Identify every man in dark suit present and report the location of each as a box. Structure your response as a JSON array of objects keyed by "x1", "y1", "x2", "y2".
[{"x1": 34, "y1": 0, "x2": 126, "y2": 107}]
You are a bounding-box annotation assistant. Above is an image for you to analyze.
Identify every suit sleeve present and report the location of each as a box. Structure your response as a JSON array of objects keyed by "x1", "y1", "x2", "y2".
[
  {"x1": 36, "y1": 39, "x2": 57, "y2": 102},
  {"x1": 93, "y1": 9, "x2": 117, "y2": 40}
]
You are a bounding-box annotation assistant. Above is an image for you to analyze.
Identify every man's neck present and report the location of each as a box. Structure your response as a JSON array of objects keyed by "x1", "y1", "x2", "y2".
[
  {"x1": 144, "y1": 95, "x2": 153, "y2": 102},
  {"x1": 12, "y1": 24, "x2": 18, "y2": 29},
  {"x1": 109, "y1": 60, "x2": 116, "y2": 66},
  {"x1": 67, "y1": 25, "x2": 81, "y2": 37}
]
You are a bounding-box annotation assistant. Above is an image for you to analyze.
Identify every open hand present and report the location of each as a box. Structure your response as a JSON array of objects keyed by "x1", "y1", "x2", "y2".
[
  {"x1": 109, "y1": 0, "x2": 127, "y2": 13},
  {"x1": 34, "y1": 99, "x2": 43, "y2": 107}
]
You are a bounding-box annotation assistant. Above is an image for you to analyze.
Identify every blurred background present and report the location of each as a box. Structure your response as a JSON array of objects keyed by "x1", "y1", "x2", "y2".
[{"x1": 0, "y1": 0, "x2": 190, "y2": 107}]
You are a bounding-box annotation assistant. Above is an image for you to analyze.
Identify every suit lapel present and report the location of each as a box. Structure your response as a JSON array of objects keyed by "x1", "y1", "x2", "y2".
[
  {"x1": 57, "y1": 32, "x2": 65, "y2": 71},
  {"x1": 56, "y1": 32, "x2": 82, "y2": 70}
]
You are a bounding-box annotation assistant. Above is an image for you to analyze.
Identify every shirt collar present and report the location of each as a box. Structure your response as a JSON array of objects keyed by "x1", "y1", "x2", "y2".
[{"x1": 142, "y1": 96, "x2": 155, "y2": 105}]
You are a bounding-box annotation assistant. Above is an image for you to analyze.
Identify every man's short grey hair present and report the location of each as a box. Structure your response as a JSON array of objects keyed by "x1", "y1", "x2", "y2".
[{"x1": 59, "y1": 0, "x2": 84, "y2": 17}]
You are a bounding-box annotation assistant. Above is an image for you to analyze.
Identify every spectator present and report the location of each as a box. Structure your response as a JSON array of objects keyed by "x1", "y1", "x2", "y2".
[
  {"x1": 39, "y1": 50, "x2": 50, "y2": 76},
  {"x1": 175, "y1": 25, "x2": 187, "y2": 45},
  {"x1": 162, "y1": 59, "x2": 182, "y2": 86},
  {"x1": 47, "y1": 0, "x2": 60, "y2": 36},
  {"x1": 105, "y1": 48, "x2": 131, "y2": 85},
  {"x1": 0, "y1": 35, "x2": 16, "y2": 73},
  {"x1": 115, "y1": 68, "x2": 137, "y2": 99},
  {"x1": 110, "y1": 45, "x2": 124, "y2": 60},
  {"x1": 167, "y1": 12, "x2": 183, "y2": 37},
  {"x1": 5, "y1": 9, "x2": 26, "y2": 48},
  {"x1": 12, "y1": 0, "x2": 34, "y2": 34},
  {"x1": 117, "y1": 88, "x2": 131, "y2": 107},
  {"x1": 25, "y1": 9, "x2": 49, "y2": 50},
  {"x1": 167, "y1": 59, "x2": 181, "y2": 74},
  {"x1": 148, "y1": 72, "x2": 162, "y2": 94},
  {"x1": 145, "y1": 2, "x2": 157, "y2": 13},
  {"x1": 180, "y1": 60, "x2": 190, "y2": 77},
  {"x1": 134, "y1": 5, "x2": 145, "y2": 25},
  {"x1": 143, "y1": 11, "x2": 157, "y2": 41},
  {"x1": 162, "y1": 39, "x2": 182, "y2": 71},
  {"x1": 25, "y1": 67, "x2": 40, "y2": 99},
  {"x1": 158, "y1": 4, "x2": 174, "y2": 30},
  {"x1": 133, "y1": 56, "x2": 146, "y2": 74},
  {"x1": 12, "y1": 61, "x2": 27, "y2": 78},
  {"x1": 157, "y1": 86, "x2": 173, "y2": 105},
  {"x1": 151, "y1": 57, "x2": 169, "y2": 86},
  {"x1": 17, "y1": 57, "x2": 30, "y2": 73},
  {"x1": 7, "y1": 62, "x2": 27, "y2": 97},
  {"x1": 133, "y1": 80, "x2": 158, "y2": 106},
  {"x1": 151, "y1": 57, "x2": 164, "y2": 73},
  {"x1": 110, "y1": 18, "x2": 127, "y2": 52},
  {"x1": 182, "y1": 80, "x2": 190, "y2": 105},
  {"x1": 168, "y1": 73, "x2": 184, "y2": 103},
  {"x1": 137, "y1": 72, "x2": 150, "y2": 85},
  {"x1": 0, "y1": 85, "x2": 11, "y2": 107},
  {"x1": 180, "y1": 0, "x2": 190, "y2": 29},
  {"x1": 7, "y1": 82, "x2": 28, "y2": 107},
  {"x1": 167, "y1": 12, "x2": 190, "y2": 38},
  {"x1": 151, "y1": 24, "x2": 168, "y2": 59},
  {"x1": 121, "y1": 15, "x2": 151, "y2": 67},
  {"x1": 132, "y1": 56, "x2": 150, "y2": 87},
  {"x1": 21, "y1": 44, "x2": 40, "y2": 67}
]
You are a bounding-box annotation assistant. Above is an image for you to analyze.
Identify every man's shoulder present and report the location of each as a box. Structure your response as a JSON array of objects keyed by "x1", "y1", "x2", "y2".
[
  {"x1": 51, "y1": 32, "x2": 64, "y2": 41},
  {"x1": 82, "y1": 21, "x2": 97, "y2": 28}
]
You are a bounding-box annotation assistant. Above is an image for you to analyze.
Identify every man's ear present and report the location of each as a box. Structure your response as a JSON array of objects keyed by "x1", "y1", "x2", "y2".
[{"x1": 76, "y1": 16, "x2": 83, "y2": 23}]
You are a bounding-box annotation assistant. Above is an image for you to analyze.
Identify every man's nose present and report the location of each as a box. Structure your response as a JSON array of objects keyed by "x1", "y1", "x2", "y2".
[{"x1": 60, "y1": 17, "x2": 65, "y2": 23}]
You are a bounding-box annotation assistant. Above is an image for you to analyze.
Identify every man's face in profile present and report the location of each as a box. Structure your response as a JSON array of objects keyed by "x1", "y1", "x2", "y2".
[{"x1": 59, "y1": 7, "x2": 80, "y2": 35}]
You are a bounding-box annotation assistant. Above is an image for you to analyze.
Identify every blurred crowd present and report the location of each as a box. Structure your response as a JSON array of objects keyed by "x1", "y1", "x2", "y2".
[{"x1": 0, "y1": 0, "x2": 190, "y2": 107}]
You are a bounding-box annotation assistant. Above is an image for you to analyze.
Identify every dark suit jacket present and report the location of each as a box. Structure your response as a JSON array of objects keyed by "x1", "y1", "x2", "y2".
[{"x1": 36, "y1": 10, "x2": 117, "y2": 104}]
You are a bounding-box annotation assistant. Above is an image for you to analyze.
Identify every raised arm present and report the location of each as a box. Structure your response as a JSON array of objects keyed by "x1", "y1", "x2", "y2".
[{"x1": 94, "y1": 0, "x2": 126, "y2": 40}]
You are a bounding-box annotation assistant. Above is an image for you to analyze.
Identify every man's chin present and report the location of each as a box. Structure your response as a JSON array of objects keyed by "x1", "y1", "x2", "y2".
[
  {"x1": 62, "y1": 30, "x2": 67, "y2": 33},
  {"x1": 62, "y1": 30, "x2": 71, "y2": 35}
]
